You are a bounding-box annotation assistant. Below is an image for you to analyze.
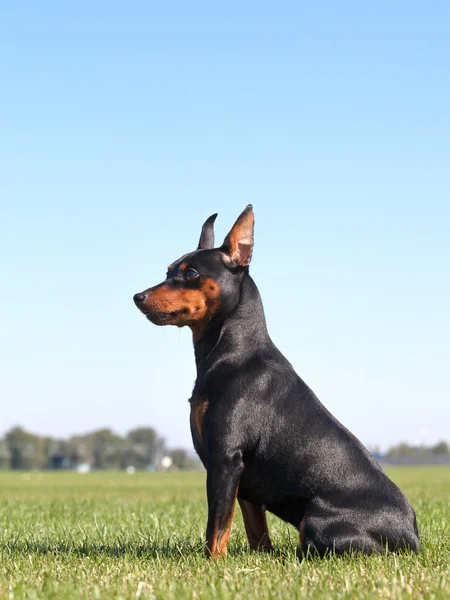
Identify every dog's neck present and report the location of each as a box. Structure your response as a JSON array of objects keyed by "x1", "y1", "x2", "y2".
[{"x1": 193, "y1": 275, "x2": 272, "y2": 376}]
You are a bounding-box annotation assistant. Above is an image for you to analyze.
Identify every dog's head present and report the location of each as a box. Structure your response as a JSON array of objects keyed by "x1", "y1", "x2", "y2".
[{"x1": 133, "y1": 205, "x2": 254, "y2": 341}]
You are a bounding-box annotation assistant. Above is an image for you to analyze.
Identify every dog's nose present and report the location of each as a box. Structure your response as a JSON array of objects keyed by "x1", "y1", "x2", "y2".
[{"x1": 133, "y1": 292, "x2": 147, "y2": 305}]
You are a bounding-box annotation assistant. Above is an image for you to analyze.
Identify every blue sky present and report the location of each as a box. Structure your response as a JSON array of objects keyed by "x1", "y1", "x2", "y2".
[{"x1": 1, "y1": 1, "x2": 449, "y2": 451}]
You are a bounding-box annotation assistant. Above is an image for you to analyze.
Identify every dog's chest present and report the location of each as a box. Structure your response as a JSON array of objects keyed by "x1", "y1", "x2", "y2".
[{"x1": 189, "y1": 392, "x2": 209, "y2": 465}]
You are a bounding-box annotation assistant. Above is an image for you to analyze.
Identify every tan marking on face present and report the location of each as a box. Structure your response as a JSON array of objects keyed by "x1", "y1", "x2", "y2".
[
  {"x1": 141, "y1": 278, "x2": 220, "y2": 337},
  {"x1": 144, "y1": 285, "x2": 205, "y2": 318},
  {"x1": 189, "y1": 277, "x2": 221, "y2": 341}
]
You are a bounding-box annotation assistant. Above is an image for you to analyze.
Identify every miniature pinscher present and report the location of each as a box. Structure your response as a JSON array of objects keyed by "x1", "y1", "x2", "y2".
[{"x1": 133, "y1": 206, "x2": 420, "y2": 558}]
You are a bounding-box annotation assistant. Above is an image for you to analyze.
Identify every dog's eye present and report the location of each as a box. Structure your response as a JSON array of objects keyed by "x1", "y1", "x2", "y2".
[{"x1": 185, "y1": 268, "x2": 199, "y2": 281}]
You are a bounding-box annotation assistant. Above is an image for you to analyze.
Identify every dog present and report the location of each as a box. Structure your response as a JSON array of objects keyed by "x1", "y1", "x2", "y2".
[{"x1": 133, "y1": 205, "x2": 420, "y2": 558}]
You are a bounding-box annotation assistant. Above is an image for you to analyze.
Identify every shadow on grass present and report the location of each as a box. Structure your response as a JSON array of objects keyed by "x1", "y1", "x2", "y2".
[
  {"x1": 1, "y1": 539, "x2": 421, "y2": 566},
  {"x1": 1, "y1": 538, "x2": 297, "y2": 561},
  {"x1": 2, "y1": 539, "x2": 201, "y2": 559}
]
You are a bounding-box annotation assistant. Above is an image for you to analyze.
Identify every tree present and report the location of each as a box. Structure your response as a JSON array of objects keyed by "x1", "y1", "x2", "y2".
[
  {"x1": 87, "y1": 429, "x2": 123, "y2": 469},
  {"x1": 67, "y1": 429, "x2": 124, "y2": 468},
  {"x1": 169, "y1": 448, "x2": 201, "y2": 470},
  {"x1": 431, "y1": 441, "x2": 449, "y2": 455},
  {"x1": 0, "y1": 439, "x2": 11, "y2": 469},
  {"x1": 387, "y1": 442, "x2": 418, "y2": 458},
  {"x1": 68, "y1": 434, "x2": 93, "y2": 465},
  {"x1": 125, "y1": 427, "x2": 165, "y2": 468},
  {"x1": 4, "y1": 427, "x2": 43, "y2": 469},
  {"x1": 42, "y1": 437, "x2": 71, "y2": 469}
]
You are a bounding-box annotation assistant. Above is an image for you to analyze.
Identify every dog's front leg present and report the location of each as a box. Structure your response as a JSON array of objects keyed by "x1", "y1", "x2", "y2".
[
  {"x1": 238, "y1": 498, "x2": 273, "y2": 551},
  {"x1": 205, "y1": 450, "x2": 244, "y2": 558}
]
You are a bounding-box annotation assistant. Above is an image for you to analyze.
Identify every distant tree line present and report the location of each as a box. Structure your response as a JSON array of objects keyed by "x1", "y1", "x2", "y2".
[
  {"x1": 0, "y1": 426, "x2": 201, "y2": 471},
  {"x1": 1, "y1": 427, "x2": 448, "y2": 470},
  {"x1": 387, "y1": 440, "x2": 450, "y2": 458}
]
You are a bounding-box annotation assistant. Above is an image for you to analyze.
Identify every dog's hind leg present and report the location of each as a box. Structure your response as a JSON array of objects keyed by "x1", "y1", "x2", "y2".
[{"x1": 299, "y1": 515, "x2": 384, "y2": 558}]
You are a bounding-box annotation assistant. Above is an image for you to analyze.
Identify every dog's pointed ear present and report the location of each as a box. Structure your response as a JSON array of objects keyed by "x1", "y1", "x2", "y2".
[
  {"x1": 221, "y1": 205, "x2": 254, "y2": 267},
  {"x1": 197, "y1": 213, "x2": 218, "y2": 250}
]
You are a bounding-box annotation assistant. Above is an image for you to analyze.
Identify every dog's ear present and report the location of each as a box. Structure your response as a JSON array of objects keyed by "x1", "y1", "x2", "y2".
[
  {"x1": 221, "y1": 205, "x2": 254, "y2": 267},
  {"x1": 198, "y1": 213, "x2": 218, "y2": 250}
]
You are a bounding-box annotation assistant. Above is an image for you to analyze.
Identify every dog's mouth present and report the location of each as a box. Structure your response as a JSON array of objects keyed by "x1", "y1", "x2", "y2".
[{"x1": 144, "y1": 309, "x2": 188, "y2": 326}]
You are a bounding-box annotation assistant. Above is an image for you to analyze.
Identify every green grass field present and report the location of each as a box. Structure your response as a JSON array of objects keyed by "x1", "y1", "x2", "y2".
[{"x1": 0, "y1": 467, "x2": 449, "y2": 599}]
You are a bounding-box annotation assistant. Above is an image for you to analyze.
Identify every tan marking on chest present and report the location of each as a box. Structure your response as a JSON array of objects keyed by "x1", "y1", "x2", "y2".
[{"x1": 191, "y1": 397, "x2": 209, "y2": 441}]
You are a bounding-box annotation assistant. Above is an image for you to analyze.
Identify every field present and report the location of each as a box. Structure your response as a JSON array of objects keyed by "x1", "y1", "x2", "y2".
[{"x1": 0, "y1": 468, "x2": 449, "y2": 599}]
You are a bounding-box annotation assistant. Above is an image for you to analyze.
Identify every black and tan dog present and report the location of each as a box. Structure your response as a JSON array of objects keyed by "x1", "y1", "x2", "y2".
[{"x1": 133, "y1": 206, "x2": 420, "y2": 558}]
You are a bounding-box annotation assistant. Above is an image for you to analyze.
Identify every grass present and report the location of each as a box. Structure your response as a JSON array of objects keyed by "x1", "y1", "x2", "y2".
[{"x1": 0, "y1": 467, "x2": 449, "y2": 599}]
